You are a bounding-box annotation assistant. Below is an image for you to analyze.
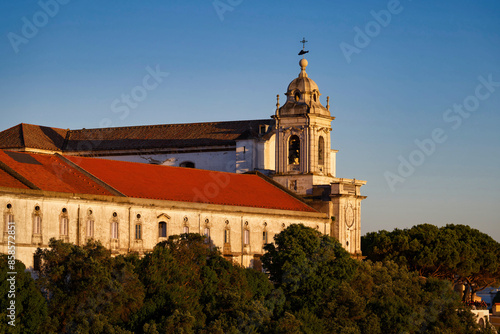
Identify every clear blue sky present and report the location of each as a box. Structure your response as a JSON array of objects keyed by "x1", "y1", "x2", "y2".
[{"x1": 1, "y1": 0, "x2": 499, "y2": 241}]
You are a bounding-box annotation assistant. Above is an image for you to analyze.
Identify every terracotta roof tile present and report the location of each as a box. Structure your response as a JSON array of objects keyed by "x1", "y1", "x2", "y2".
[
  {"x1": 64, "y1": 119, "x2": 273, "y2": 152},
  {"x1": 0, "y1": 150, "x2": 113, "y2": 196},
  {"x1": 0, "y1": 124, "x2": 68, "y2": 151},
  {"x1": 66, "y1": 156, "x2": 316, "y2": 212},
  {"x1": 0, "y1": 150, "x2": 316, "y2": 213},
  {"x1": 0, "y1": 168, "x2": 29, "y2": 189},
  {"x1": 0, "y1": 120, "x2": 273, "y2": 153}
]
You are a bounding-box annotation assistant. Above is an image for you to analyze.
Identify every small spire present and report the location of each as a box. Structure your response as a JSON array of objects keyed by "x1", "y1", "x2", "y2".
[
  {"x1": 275, "y1": 94, "x2": 280, "y2": 115},
  {"x1": 326, "y1": 96, "x2": 330, "y2": 111}
]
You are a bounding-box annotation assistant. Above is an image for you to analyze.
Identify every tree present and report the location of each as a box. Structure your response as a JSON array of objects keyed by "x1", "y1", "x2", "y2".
[
  {"x1": 35, "y1": 239, "x2": 144, "y2": 333},
  {"x1": 362, "y1": 224, "x2": 500, "y2": 302},
  {"x1": 262, "y1": 224, "x2": 358, "y2": 315},
  {"x1": 131, "y1": 233, "x2": 274, "y2": 333},
  {"x1": 0, "y1": 255, "x2": 48, "y2": 334}
]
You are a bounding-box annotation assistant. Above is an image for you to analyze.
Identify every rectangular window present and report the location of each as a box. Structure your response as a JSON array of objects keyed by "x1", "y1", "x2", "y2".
[
  {"x1": 224, "y1": 229, "x2": 230, "y2": 244},
  {"x1": 183, "y1": 226, "x2": 189, "y2": 234},
  {"x1": 33, "y1": 216, "x2": 41, "y2": 235},
  {"x1": 111, "y1": 221, "x2": 118, "y2": 239},
  {"x1": 86, "y1": 220, "x2": 94, "y2": 238},
  {"x1": 135, "y1": 224, "x2": 142, "y2": 240},
  {"x1": 263, "y1": 231, "x2": 268, "y2": 244},
  {"x1": 60, "y1": 217, "x2": 68, "y2": 236},
  {"x1": 159, "y1": 222, "x2": 167, "y2": 238},
  {"x1": 244, "y1": 229, "x2": 250, "y2": 245},
  {"x1": 33, "y1": 254, "x2": 41, "y2": 272},
  {"x1": 204, "y1": 228, "x2": 210, "y2": 243}
]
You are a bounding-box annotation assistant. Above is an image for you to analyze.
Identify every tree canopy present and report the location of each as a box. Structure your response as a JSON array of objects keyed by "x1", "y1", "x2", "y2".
[
  {"x1": 362, "y1": 224, "x2": 500, "y2": 302},
  {"x1": 2, "y1": 224, "x2": 496, "y2": 333}
]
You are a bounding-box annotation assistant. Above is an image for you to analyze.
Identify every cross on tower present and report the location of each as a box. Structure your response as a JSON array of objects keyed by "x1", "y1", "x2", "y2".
[
  {"x1": 298, "y1": 38, "x2": 309, "y2": 57},
  {"x1": 300, "y1": 38, "x2": 308, "y2": 50}
]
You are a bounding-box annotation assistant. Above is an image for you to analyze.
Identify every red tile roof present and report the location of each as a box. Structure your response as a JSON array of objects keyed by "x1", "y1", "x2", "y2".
[
  {"x1": 66, "y1": 156, "x2": 316, "y2": 212},
  {"x1": 0, "y1": 168, "x2": 29, "y2": 189},
  {"x1": 64, "y1": 119, "x2": 272, "y2": 152},
  {"x1": 0, "y1": 120, "x2": 273, "y2": 153},
  {"x1": 0, "y1": 123, "x2": 68, "y2": 151},
  {"x1": 0, "y1": 150, "x2": 114, "y2": 196},
  {"x1": 0, "y1": 150, "x2": 316, "y2": 212}
]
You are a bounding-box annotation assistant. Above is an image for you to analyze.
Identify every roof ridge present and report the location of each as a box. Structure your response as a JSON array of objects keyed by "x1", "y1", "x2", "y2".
[
  {"x1": 69, "y1": 119, "x2": 272, "y2": 132},
  {"x1": 55, "y1": 154, "x2": 127, "y2": 197},
  {"x1": 19, "y1": 124, "x2": 26, "y2": 147}
]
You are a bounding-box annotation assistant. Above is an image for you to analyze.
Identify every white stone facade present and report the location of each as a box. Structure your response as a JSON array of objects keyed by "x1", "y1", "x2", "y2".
[{"x1": 1, "y1": 188, "x2": 329, "y2": 270}]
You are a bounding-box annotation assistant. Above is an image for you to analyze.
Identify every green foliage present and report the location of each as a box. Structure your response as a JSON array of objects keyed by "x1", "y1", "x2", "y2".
[
  {"x1": 35, "y1": 238, "x2": 144, "y2": 333},
  {"x1": 362, "y1": 224, "x2": 500, "y2": 301},
  {"x1": 262, "y1": 224, "x2": 357, "y2": 314},
  {"x1": 131, "y1": 233, "x2": 274, "y2": 333},
  {"x1": 0, "y1": 255, "x2": 48, "y2": 334},
  {"x1": 3, "y1": 224, "x2": 494, "y2": 333}
]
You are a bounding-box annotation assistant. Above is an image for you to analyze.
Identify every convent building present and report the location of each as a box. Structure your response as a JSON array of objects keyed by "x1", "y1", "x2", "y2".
[{"x1": 0, "y1": 58, "x2": 366, "y2": 269}]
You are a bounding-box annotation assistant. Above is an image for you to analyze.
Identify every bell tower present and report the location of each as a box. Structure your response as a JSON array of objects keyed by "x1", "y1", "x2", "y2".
[
  {"x1": 271, "y1": 51, "x2": 366, "y2": 257},
  {"x1": 272, "y1": 58, "x2": 336, "y2": 194}
]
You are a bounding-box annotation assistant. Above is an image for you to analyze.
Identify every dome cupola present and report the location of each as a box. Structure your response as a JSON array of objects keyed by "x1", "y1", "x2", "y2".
[{"x1": 278, "y1": 59, "x2": 331, "y2": 117}]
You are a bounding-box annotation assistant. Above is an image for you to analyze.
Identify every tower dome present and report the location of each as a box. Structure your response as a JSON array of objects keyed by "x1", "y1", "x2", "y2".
[{"x1": 278, "y1": 59, "x2": 330, "y2": 117}]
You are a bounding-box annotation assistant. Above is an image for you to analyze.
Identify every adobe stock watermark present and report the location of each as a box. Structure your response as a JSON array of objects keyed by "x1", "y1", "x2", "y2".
[
  {"x1": 212, "y1": 0, "x2": 243, "y2": 22},
  {"x1": 385, "y1": 74, "x2": 500, "y2": 192},
  {"x1": 6, "y1": 218, "x2": 17, "y2": 327},
  {"x1": 7, "y1": 0, "x2": 72, "y2": 54},
  {"x1": 339, "y1": 0, "x2": 410, "y2": 64},
  {"x1": 108, "y1": 65, "x2": 169, "y2": 123}
]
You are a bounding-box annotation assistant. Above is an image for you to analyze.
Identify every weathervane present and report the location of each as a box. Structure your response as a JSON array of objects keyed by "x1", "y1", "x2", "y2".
[{"x1": 298, "y1": 37, "x2": 309, "y2": 57}]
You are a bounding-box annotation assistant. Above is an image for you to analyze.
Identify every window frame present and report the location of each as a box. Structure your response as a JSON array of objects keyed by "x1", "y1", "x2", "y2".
[{"x1": 158, "y1": 221, "x2": 167, "y2": 238}]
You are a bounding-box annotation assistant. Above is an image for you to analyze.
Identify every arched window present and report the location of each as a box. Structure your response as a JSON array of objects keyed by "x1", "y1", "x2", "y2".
[
  {"x1": 158, "y1": 221, "x2": 167, "y2": 238},
  {"x1": 60, "y1": 208, "x2": 69, "y2": 236},
  {"x1": 180, "y1": 161, "x2": 195, "y2": 168},
  {"x1": 294, "y1": 92, "x2": 301, "y2": 102},
  {"x1": 318, "y1": 136, "x2": 325, "y2": 165},
  {"x1": 86, "y1": 209, "x2": 94, "y2": 239},
  {"x1": 183, "y1": 216, "x2": 189, "y2": 234},
  {"x1": 288, "y1": 135, "x2": 300, "y2": 165},
  {"x1": 33, "y1": 206, "x2": 41, "y2": 235},
  {"x1": 4, "y1": 204, "x2": 14, "y2": 234},
  {"x1": 111, "y1": 221, "x2": 118, "y2": 239},
  {"x1": 244, "y1": 229, "x2": 250, "y2": 246}
]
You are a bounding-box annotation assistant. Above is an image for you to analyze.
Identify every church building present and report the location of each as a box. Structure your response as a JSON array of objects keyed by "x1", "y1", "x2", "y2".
[{"x1": 0, "y1": 57, "x2": 366, "y2": 269}]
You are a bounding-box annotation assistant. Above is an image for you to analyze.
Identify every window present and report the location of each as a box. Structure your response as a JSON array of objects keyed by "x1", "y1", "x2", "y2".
[
  {"x1": 244, "y1": 229, "x2": 250, "y2": 245},
  {"x1": 86, "y1": 219, "x2": 94, "y2": 238},
  {"x1": 159, "y1": 221, "x2": 167, "y2": 238},
  {"x1": 33, "y1": 254, "x2": 41, "y2": 272},
  {"x1": 204, "y1": 227, "x2": 210, "y2": 243},
  {"x1": 224, "y1": 229, "x2": 230, "y2": 244},
  {"x1": 263, "y1": 231, "x2": 268, "y2": 244},
  {"x1": 318, "y1": 136, "x2": 325, "y2": 165},
  {"x1": 135, "y1": 224, "x2": 142, "y2": 240},
  {"x1": 294, "y1": 92, "x2": 301, "y2": 102},
  {"x1": 60, "y1": 217, "x2": 68, "y2": 236},
  {"x1": 288, "y1": 135, "x2": 300, "y2": 165},
  {"x1": 111, "y1": 221, "x2": 118, "y2": 239},
  {"x1": 33, "y1": 215, "x2": 41, "y2": 235},
  {"x1": 180, "y1": 161, "x2": 195, "y2": 168},
  {"x1": 183, "y1": 226, "x2": 189, "y2": 234}
]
